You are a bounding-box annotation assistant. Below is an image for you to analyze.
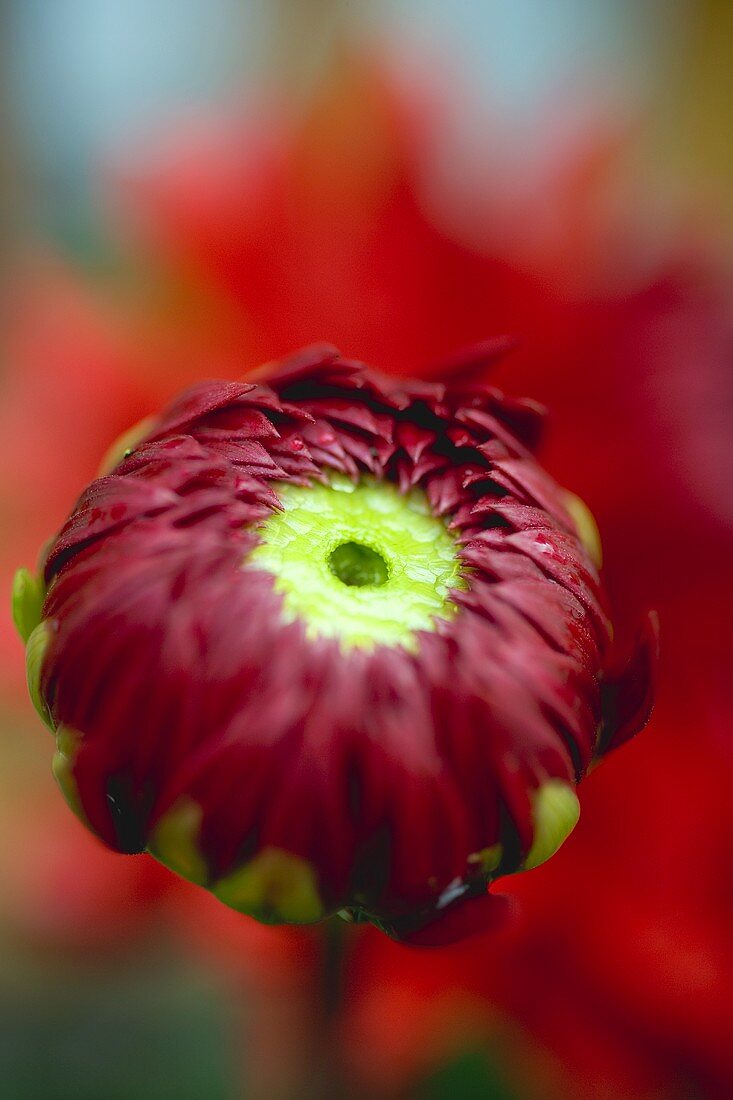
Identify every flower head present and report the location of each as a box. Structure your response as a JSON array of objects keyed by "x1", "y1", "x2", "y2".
[{"x1": 14, "y1": 343, "x2": 656, "y2": 943}]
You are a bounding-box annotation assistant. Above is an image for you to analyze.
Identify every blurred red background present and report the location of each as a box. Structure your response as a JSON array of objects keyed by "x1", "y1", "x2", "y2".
[{"x1": 1, "y1": 5, "x2": 732, "y2": 1098}]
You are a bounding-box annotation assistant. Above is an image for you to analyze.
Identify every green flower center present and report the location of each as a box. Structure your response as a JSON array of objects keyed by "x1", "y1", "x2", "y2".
[
  {"x1": 248, "y1": 475, "x2": 465, "y2": 650},
  {"x1": 328, "y1": 541, "x2": 389, "y2": 588}
]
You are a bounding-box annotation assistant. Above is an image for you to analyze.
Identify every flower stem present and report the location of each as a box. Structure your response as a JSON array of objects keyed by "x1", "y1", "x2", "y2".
[
  {"x1": 322, "y1": 914, "x2": 348, "y2": 1019},
  {"x1": 313, "y1": 916, "x2": 350, "y2": 1097}
]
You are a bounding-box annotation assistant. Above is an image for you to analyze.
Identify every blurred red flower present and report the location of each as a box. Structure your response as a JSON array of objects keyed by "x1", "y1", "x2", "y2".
[{"x1": 2, "y1": 55, "x2": 732, "y2": 1099}]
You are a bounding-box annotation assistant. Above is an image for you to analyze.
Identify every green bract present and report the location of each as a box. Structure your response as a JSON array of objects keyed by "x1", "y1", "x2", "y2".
[
  {"x1": 11, "y1": 567, "x2": 45, "y2": 644},
  {"x1": 248, "y1": 475, "x2": 465, "y2": 650}
]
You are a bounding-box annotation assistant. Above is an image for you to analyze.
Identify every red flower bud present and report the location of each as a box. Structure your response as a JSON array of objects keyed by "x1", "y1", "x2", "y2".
[{"x1": 14, "y1": 344, "x2": 656, "y2": 943}]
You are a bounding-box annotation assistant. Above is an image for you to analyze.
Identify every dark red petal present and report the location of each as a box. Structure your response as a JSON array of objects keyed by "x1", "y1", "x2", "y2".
[
  {"x1": 490, "y1": 394, "x2": 547, "y2": 452},
  {"x1": 146, "y1": 380, "x2": 256, "y2": 440},
  {"x1": 252, "y1": 342, "x2": 341, "y2": 386},
  {"x1": 490, "y1": 458, "x2": 575, "y2": 528},
  {"x1": 45, "y1": 477, "x2": 178, "y2": 580}
]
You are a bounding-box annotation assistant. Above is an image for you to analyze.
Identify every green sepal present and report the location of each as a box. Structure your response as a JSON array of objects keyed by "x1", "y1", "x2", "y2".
[
  {"x1": 212, "y1": 847, "x2": 325, "y2": 924},
  {"x1": 25, "y1": 621, "x2": 55, "y2": 732},
  {"x1": 52, "y1": 726, "x2": 90, "y2": 826},
  {"x1": 148, "y1": 799, "x2": 208, "y2": 886},
  {"x1": 523, "y1": 780, "x2": 580, "y2": 870},
  {"x1": 97, "y1": 414, "x2": 155, "y2": 476},
  {"x1": 467, "y1": 843, "x2": 503, "y2": 877},
  {"x1": 12, "y1": 567, "x2": 46, "y2": 644}
]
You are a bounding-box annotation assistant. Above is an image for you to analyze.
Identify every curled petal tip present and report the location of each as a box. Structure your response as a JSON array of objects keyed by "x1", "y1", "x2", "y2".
[
  {"x1": 599, "y1": 610, "x2": 660, "y2": 756},
  {"x1": 246, "y1": 343, "x2": 342, "y2": 385},
  {"x1": 399, "y1": 889, "x2": 515, "y2": 948},
  {"x1": 431, "y1": 335, "x2": 518, "y2": 378}
]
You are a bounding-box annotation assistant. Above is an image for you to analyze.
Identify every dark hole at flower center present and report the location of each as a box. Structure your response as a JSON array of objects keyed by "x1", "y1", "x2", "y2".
[{"x1": 328, "y1": 541, "x2": 389, "y2": 588}]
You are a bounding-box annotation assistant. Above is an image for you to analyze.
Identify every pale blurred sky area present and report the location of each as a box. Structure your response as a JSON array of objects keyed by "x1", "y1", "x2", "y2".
[{"x1": 4, "y1": 0, "x2": 687, "y2": 226}]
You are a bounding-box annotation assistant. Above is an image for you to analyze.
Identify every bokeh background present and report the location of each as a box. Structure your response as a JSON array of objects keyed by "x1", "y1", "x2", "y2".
[{"x1": 1, "y1": 2, "x2": 732, "y2": 1097}]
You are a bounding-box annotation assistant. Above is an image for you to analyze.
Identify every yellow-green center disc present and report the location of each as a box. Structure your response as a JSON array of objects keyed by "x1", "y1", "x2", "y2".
[{"x1": 247, "y1": 475, "x2": 465, "y2": 651}]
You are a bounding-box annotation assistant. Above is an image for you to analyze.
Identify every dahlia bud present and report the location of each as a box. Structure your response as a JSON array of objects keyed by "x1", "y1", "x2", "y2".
[{"x1": 13, "y1": 344, "x2": 656, "y2": 944}]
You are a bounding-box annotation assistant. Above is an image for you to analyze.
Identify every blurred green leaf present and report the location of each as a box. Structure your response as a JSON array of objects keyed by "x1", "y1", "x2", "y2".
[
  {"x1": 412, "y1": 1047, "x2": 519, "y2": 1100},
  {"x1": 0, "y1": 960, "x2": 236, "y2": 1100}
]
